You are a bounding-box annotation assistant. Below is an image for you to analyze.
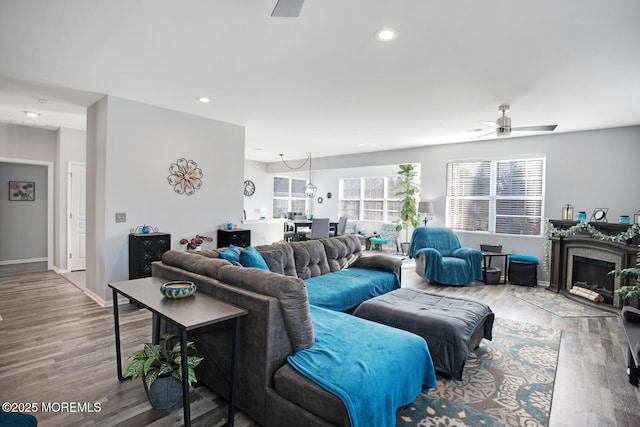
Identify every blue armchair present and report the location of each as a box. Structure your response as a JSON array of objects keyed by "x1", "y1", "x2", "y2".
[{"x1": 408, "y1": 227, "x2": 483, "y2": 286}]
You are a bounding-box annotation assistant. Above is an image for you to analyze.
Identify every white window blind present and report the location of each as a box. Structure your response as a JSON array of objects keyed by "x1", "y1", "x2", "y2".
[{"x1": 446, "y1": 158, "x2": 545, "y2": 236}]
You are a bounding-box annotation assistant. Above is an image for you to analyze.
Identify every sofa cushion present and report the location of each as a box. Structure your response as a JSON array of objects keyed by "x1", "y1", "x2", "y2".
[
  {"x1": 218, "y1": 244, "x2": 241, "y2": 262},
  {"x1": 161, "y1": 250, "x2": 231, "y2": 278},
  {"x1": 305, "y1": 267, "x2": 400, "y2": 312},
  {"x1": 322, "y1": 235, "x2": 361, "y2": 272},
  {"x1": 260, "y1": 249, "x2": 285, "y2": 275},
  {"x1": 217, "y1": 265, "x2": 314, "y2": 352},
  {"x1": 239, "y1": 246, "x2": 269, "y2": 270},
  {"x1": 290, "y1": 240, "x2": 331, "y2": 279},
  {"x1": 256, "y1": 243, "x2": 297, "y2": 277}
]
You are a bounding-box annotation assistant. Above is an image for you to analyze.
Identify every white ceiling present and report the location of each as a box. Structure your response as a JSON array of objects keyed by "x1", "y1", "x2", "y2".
[{"x1": 1, "y1": 0, "x2": 639, "y2": 162}]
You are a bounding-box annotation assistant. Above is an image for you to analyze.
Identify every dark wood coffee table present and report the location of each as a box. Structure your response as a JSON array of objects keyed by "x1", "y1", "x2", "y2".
[{"x1": 109, "y1": 276, "x2": 248, "y2": 427}]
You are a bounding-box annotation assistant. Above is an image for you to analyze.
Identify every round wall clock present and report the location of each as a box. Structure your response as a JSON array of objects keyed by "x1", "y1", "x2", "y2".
[{"x1": 243, "y1": 180, "x2": 255, "y2": 196}]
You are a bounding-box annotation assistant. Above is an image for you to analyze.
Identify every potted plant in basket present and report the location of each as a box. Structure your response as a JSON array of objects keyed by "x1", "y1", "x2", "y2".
[
  {"x1": 395, "y1": 163, "x2": 421, "y2": 254},
  {"x1": 124, "y1": 334, "x2": 203, "y2": 410},
  {"x1": 612, "y1": 246, "x2": 640, "y2": 307}
]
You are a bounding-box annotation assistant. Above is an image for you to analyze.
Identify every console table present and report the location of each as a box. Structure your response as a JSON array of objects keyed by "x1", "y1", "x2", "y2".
[{"x1": 109, "y1": 276, "x2": 248, "y2": 427}]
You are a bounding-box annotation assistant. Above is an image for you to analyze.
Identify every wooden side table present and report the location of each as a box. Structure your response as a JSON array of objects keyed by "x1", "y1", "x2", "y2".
[
  {"x1": 109, "y1": 276, "x2": 248, "y2": 427},
  {"x1": 481, "y1": 252, "x2": 510, "y2": 284}
]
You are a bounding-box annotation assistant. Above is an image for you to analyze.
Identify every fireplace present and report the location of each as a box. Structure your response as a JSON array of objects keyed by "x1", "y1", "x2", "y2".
[
  {"x1": 571, "y1": 255, "x2": 615, "y2": 304},
  {"x1": 548, "y1": 220, "x2": 639, "y2": 309}
]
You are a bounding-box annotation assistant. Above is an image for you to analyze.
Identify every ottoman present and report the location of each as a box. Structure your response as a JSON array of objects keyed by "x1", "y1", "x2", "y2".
[
  {"x1": 353, "y1": 288, "x2": 494, "y2": 380},
  {"x1": 508, "y1": 254, "x2": 539, "y2": 287}
]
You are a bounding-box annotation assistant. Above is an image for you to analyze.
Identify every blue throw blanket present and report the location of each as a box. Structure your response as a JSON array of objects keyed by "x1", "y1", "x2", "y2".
[
  {"x1": 304, "y1": 267, "x2": 399, "y2": 311},
  {"x1": 409, "y1": 226, "x2": 461, "y2": 258},
  {"x1": 408, "y1": 227, "x2": 483, "y2": 285},
  {"x1": 288, "y1": 306, "x2": 437, "y2": 427}
]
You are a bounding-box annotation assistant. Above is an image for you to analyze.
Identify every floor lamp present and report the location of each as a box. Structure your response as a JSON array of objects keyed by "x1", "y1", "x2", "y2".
[{"x1": 419, "y1": 201, "x2": 434, "y2": 226}]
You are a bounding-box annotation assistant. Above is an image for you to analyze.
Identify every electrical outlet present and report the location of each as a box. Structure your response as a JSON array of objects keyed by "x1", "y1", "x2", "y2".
[{"x1": 115, "y1": 213, "x2": 126, "y2": 223}]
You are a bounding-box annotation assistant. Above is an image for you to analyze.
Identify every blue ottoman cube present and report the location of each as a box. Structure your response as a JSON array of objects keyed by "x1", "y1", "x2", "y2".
[{"x1": 508, "y1": 254, "x2": 538, "y2": 287}]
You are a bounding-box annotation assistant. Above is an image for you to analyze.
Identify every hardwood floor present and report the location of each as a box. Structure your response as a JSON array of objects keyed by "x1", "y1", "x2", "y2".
[{"x1": 1, "y1": 261, "x2": 639, "y2": 426}]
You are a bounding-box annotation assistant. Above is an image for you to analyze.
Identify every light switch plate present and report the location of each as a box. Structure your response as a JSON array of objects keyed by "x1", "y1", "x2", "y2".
[{"x1": 115, "y1": 213, "x2": 126, "y2": 223}]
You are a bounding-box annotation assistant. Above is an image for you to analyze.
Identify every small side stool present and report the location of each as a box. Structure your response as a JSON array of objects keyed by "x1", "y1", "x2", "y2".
[{"x1": 508, "y1": 254, "x2": 538, "y2": 287}]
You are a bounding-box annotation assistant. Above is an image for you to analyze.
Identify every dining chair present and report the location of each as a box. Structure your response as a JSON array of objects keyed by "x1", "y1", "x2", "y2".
[
  {"x1": 308, "y1": 218, "x2": 331, "y2": 240},
  {"x1": 331, "y1": 216, "x2": 348, "y2": 237}
]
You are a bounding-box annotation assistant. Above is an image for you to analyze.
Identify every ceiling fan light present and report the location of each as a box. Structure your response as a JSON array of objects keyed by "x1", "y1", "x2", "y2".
[{"x1": 375, "y1": 28, "x2": 398, "y2": 41}]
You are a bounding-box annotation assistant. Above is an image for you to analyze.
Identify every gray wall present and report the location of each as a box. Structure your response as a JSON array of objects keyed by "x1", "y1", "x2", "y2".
[
  {"x1": 0, "y1": 162, "x2": 48, "y2": 261},
  {"x1": 87, "y1": 96, "x2": 245, "y2": 303},
  {"x1": 0, "y1": 123, "x2": 56, "y2": 263}
]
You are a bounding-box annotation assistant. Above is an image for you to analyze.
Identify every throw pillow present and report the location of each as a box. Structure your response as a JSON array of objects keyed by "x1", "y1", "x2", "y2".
[
  {"x1": 218, "y1": 244, "x2": 241, "y2": 263},
  {"x1": 239, "y1": 246, "x2": 269, "y2": 270},
  {"x1": 260, "y1": 249, "x2": 285, "y2": 275}
]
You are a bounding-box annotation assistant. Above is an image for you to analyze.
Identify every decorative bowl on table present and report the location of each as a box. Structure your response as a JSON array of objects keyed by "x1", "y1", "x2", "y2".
[{"x1": 160, "y1": 281, "x2": 197, "y2": 299}]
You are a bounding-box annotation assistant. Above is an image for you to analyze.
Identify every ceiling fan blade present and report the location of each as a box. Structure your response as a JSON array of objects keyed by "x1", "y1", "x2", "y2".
[
  {"x1": 469, "y1": 130, "x2": 496, "y2": 140},
  {"x1": 480, "y1": 121, "x2": 500, "y2": 129},
  {"x1": 511, "y1": 124, "x2": 558, "y2": 132},
  {"x1": 271, "y1": 0, "x2": 305, "y2": 17}
]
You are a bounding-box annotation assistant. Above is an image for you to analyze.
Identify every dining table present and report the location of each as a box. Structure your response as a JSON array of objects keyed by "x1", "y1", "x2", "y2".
[{"x1": 291, "y1": 220, "x2": 338, "y2": 241}]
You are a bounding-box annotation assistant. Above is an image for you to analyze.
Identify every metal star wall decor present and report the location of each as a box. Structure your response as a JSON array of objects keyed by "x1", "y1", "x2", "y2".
[{"x1": 167, "y1": 158, "x2": 203, "y2": 195}]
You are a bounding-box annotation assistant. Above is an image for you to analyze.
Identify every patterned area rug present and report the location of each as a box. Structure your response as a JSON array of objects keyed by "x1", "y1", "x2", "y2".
[
  {"x1": 397, "y1": 318, "x2": 561, "y2": 427},
  {"x1": 508, "y1": 287, "x2": 616, "y2": 318}
]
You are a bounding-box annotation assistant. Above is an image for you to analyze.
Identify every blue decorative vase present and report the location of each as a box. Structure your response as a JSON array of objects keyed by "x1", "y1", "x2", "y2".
[
  {"x1": 144, "y1": 376, "x2": 182, "y2": 410},
  {"x1": 619, "y1": 215, "x2": 631, "y2": 224},
  {"x1": 142, "y1": 224, "x2": 150, "y2": 234},
  {"x1": 577, "y1": 211, "x2": 587, "y2": 222}
]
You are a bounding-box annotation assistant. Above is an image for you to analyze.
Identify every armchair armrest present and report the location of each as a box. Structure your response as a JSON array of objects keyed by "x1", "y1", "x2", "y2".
[
  {"x1": 452, "y1": 247, "x2": 482, "y2": 261},
  {"x1": 452, "y1": 247, "x2": 483, "y2": 280}
]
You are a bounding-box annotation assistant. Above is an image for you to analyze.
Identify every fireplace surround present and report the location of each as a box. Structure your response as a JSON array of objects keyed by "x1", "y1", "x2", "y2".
[{"x1": 548, "y1": 220, "x2": 639, "y2": 309}]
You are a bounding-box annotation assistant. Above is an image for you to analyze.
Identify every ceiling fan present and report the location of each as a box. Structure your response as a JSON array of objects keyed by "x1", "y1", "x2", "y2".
[
  {"x1": 271, "y1": 0, "x2": 305, "y2": 17},
  {"x1": 468, "y1": 105, "x2": 557, "y2": 139}
]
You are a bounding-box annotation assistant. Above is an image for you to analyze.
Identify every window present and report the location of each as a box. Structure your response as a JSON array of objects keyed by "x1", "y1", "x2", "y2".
[
  {"x1": 339, "y1": 176, "x2": 401, "y2": 221},
  {"x1": 446, "y1": 158, "x2": 545, "y2": 236},
  {"x1": 273, "y1": 176, "x2": 308, "y2": 217}
]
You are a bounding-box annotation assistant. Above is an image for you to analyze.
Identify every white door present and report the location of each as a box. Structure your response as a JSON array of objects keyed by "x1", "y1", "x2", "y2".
[{"x1": 69, "y1": 163, "x2": 86, "y2": 271}]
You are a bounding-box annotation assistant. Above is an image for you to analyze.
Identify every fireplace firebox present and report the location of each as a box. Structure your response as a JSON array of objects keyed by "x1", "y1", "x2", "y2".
[{"x1": 571, "y1": 256, "x2": 615, "y2": 305}]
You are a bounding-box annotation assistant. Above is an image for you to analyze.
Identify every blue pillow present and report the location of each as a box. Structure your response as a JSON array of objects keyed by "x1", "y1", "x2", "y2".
[
  {"x1": 239, "y1": 246, "x2": 269, "y2": 270},
  {"x1": 218, "y1": 244, "x2": 241, "y2": 262}
]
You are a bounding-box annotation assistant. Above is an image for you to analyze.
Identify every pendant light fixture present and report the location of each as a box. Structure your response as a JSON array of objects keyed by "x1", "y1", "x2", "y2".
[{"x1": 279, "y1": 153, "x2": 317, "y2": 198}]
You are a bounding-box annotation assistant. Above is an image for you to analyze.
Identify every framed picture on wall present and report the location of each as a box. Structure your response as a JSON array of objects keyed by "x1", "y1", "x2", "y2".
[{"x1": 9, "y1": 181, "x2": 35, "y2": 201}]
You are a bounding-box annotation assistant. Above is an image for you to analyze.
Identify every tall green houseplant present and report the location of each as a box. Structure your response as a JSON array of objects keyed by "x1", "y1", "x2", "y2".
[{"x1": 395, "y1": 163, "x2": 421, "y2": 244}]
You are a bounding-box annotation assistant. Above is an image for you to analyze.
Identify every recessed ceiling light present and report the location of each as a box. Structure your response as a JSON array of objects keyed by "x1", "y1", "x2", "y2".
[
  {"x1": 23, "y1": 111, "x2": 40, "y2": 118},
  {"x1": 197, "y1": 97, "x2": 211, "y2": 103},
  {"x1": 375, "y1": 28, "x2": 398, "y2": 41}
]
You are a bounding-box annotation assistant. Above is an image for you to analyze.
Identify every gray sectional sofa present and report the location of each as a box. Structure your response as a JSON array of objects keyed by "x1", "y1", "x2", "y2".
[{"x1": 152, "y1": 234, "x2": 436, "y2": 427}]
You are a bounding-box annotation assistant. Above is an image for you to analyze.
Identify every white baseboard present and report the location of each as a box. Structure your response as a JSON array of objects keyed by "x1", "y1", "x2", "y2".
[
  {"x1": 83, "y1": 287, "x2": 108, "y2": 308},
  {"x1": 0, "y1": 257, "x2": 47, "y2": 266}
]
